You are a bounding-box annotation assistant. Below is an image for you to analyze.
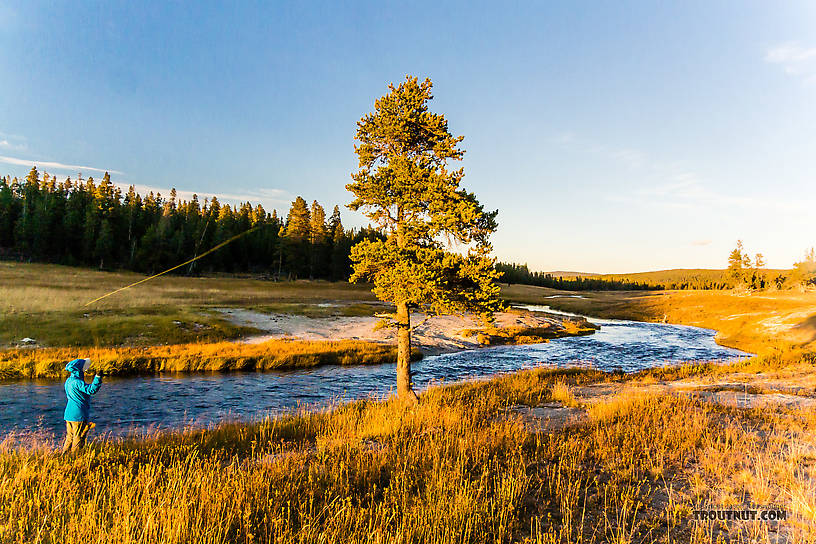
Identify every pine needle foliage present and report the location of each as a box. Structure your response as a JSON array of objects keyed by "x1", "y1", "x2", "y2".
[{"x1": 347, "y1": 76, "x2": 504, "y2": 400}]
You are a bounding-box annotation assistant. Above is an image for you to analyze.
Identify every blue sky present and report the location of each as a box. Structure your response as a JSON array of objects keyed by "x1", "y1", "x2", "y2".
[{"x1": 1, "y1": 1, "x2": 814, "y2": 272}]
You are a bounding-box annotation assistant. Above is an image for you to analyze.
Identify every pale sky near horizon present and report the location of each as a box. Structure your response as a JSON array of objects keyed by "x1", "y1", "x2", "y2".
[{"x1": 1, "y1": 1, "x2": 814, "y2": 273}]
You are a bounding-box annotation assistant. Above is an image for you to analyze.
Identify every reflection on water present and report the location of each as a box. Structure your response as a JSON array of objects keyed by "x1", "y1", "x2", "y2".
[{"x1": 0, "y1": 310, "x2": 749, "y2": 438}]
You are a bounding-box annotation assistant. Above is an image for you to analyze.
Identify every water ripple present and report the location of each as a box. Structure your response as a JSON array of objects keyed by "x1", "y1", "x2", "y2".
[{"x1": 0, "y1": 314, "x2": 749, "y2": 438}]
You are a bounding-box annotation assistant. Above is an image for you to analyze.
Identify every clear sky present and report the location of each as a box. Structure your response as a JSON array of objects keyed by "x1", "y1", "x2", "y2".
[{"x1": 1, "y1": 1, "x2": 814, "y2": 273}]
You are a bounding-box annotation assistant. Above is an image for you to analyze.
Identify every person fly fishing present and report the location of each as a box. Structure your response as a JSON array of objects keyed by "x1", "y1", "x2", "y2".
[{"x1": 62, "y1": 358, "x2": 103, "y2": 453}]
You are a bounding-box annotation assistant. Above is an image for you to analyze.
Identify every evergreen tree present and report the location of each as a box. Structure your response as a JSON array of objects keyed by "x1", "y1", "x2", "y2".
[
  {"x1": 94, "y1": 219, "x2": 115, "y2": 268},
  {"x1": 284, "y1": 196, "x2": 311, "y2": 278},
  {"x1": 347, "y1": 76, "x2": 503, "y2": 402},
  {"x1": 285, "y1": 196, "x2": 311, "y2": 240},
  {"x1": 792, "y1": 248, "x2": 816, "y2": 287},
  {"x1": 0, "y1": 177, "x2": 18, "y2": 248},
  {"x1": 309, "y1": 200, "x2": 329, "y2": 278},
  {"x1": 329, "y1": 206, "x2": 350, "y2": 280},
  {"x1": 0, "y1": 168, "x2": 364, "y2": 282},
  {"x1": 13, "y1": 167, "x2": 40, "y2": 258},
  {"x1": 727, "y1": 240, "x2": 748, "y2": 284},
  {"x1": 123, "y1": 186, "x2": 140, "y2": 266},
  {"x1": 328, "y1": 205, "x2": 342, "y2": 240}
]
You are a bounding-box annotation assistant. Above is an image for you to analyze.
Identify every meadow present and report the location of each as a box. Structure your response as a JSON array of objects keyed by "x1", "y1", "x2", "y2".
[
  {"x1": 2, "y1": 262, "x2": 816, "y2": 541},
  {"x1": 502, "y1": 284, "x2": 816, "y2": 354},
  {"x1": 2, "y1": 363, "x2": 813, "y2": 543},
  {"x1": 7, "y1": 262, "x2": 814, "y2": 354},
  {"x1": 0, "y1": 262, "x2": 377, "y2": 348}
]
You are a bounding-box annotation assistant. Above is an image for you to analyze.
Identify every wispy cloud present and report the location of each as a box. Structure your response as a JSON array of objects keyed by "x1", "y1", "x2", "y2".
[
  {"x1": 0, "y1": 140, "x2": 26, "y2": 152},
  {"x1": 0, "y1": 131, "x2": 27, "y2": 152},
  {"x1": 609, "y1": 172, "x2": 811, "y2": 214},
  {"x1": 552, "y1": 132, "x2": 811, "y2": 215},
  {"x1": 765, "y1": 42, "x2": 816, "y2": 82},
  {"x1": 0, "y1": 149, "x2": 291, "y2": 211},
  {"x1": 0, "y1": 130, "x2": 26, "y2": 141},
  {"x1": 115, "y1": 182, "x2": 292, "y2": 211},
  {"x1": 551, "y1": 133, "x2": 645, "y2": 169},
  {"x1": 691, "y1": 239, "x2": 712, "y2": 247},
  {"x1": 0, "y1": 155, "x2": 123, "y2": 175}
]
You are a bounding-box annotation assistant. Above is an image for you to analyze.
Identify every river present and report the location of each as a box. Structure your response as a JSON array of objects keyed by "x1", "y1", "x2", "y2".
[{"x1": 0, "y1": 305, "x2": 750, "y2": 439}]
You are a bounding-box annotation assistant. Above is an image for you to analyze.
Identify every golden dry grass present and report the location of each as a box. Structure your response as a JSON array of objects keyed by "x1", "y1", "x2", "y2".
[
  {"x1": 549, "y1": 380, "x2": 578, "y2": 407},
  {"x1": 0, "y1": 338, "x2": 421, "y2": 379},
  {"x1": 1, "y1": 365, "x2": 813, "y2": 543},
  {"x1": 502, "y1": 284, "x2": 816, "y2": 354}
]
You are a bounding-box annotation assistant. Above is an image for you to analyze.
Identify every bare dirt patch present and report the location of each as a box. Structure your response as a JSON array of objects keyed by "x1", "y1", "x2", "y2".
[
  {"x1": 217, "y1": 308, "x2": 588, "y2": 355},
  {"x1": 507, "y1": 403, "x2": 588, "y2": 432}
]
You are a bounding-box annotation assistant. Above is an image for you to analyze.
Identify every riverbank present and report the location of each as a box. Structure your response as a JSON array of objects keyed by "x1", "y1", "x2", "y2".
[
  {"x1": 502, "y1": 284, "x2": 816, "y2": 354},
  {"x1": 0, "y1": 308, "x2": 596, "y2": 379},
  {"x1": 3, "y1": 362, "x2": 813, "y2": 543},
  {"x1": 219, "y1": 307, "x2": 598, "y2": 354},
  {"x1": 0, "y1": 339, "x2": 418, "y2": 380}
]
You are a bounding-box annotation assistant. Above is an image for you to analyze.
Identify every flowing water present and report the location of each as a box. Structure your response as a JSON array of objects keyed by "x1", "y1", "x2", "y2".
[{"x1": 0, "y1": 306, "x2": 750, "y2": 439}]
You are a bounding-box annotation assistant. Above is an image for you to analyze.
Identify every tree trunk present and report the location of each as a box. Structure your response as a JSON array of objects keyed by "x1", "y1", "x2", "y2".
[{"x1": 396, "y1": 300, "x2": 419, "y2": 403}]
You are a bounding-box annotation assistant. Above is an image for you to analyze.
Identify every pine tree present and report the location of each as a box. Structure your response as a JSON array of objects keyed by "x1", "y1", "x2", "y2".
[
  {"x1": 124, "y1": 186, "x2": 139, "y2": 266},
  {"x1": 727, "y1": 240, "x2": 747, "y2": 284},
  {"x1": 329, "y1": 205, "x2": 349, "y2": 280},
  {"x1": 0, "y1": 168, "x2": 387, "y2": 280},
  {"x1": 347, "y1": 76, "x2": 504, "y2": 402},
  {"x1": 95, "y1": 219, "x2": 114, "y2": 269},
  {"x1": 14, "y1": 167, "x2": 40, "y2": 257},
  {"x1": 0, "y1": 177, "x2": 17, "y2": 248},
  {"x1": 792, "y1": 248, "x2": 816, "y2": 287},
  {"x1": 309, "y1": 200, "x2": 329, "y2": 278},
  {"x1": 328, "y1": 205, "x2": 342, "y2": 240},
  {"x1": 309, "y1": 201, "x2": 327, "y2": 245},
  {"x1": 284, "y1": 196, "x2": 311, "y2": 278},
  {"x1": 285, "y1": 197, "x2": 311, "y2": 240}
]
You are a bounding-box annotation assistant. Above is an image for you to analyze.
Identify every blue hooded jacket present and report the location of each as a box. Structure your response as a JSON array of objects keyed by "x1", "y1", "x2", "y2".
[{"x1": 64, "y1": 359, "x2": 102, "y2": 422}]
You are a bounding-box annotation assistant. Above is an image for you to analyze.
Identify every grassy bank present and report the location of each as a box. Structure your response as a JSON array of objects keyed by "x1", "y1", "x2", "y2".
[
  {"x1": 502, "y1": 284, "x2": 816, "y2": 354},
  {"x1": 9, "y1": 261, "x2": 813, "y2": 356},
  {"x1": 0, "y1": 262, "x2": 377, "y2": 347},
  {"x1": 2, "y1": 364, "x2": 813, "y2": 543},
  {"x1": 0, "y1": 339, "x2": 421, "y2": 379}
]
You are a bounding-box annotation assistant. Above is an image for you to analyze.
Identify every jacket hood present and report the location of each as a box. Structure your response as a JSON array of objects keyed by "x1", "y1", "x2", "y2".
[{"x1": 65, "y1": 359, "x2": 86, "y2": 376}]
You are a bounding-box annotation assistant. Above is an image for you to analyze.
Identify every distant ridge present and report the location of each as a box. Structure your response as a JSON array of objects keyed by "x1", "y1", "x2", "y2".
[
  {"x1": 543, "y1": 271, "x2": 597, "y2": 277},
  {"x1": 500, "y1": 263, "x2": 791, "y2": 291},
  {"x1": 543, "y1": 268, "x2": 787, "y2": 284},
  {"x1": 545, "y1": 268, "x2": 726, "y2": 277}
]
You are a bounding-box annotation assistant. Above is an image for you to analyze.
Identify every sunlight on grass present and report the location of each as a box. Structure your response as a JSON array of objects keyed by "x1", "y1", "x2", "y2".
[
  {"x1": 0, "y1": 338, "x2": 420, "y2": 379},
  {"x1": 549, "y1": 380, "x2": 578, "y2": 407},
  {"x1": 1, "y1": 365, "x2": 814, "y2": 542},
  {"x1": 501, "y1": 284, "x2": 816, "y2": 354}
]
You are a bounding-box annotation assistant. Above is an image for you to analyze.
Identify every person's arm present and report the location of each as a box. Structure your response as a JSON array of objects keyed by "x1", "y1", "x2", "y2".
[{"x1": 80, "y1": 374, "x2": 102, "y2": 395}]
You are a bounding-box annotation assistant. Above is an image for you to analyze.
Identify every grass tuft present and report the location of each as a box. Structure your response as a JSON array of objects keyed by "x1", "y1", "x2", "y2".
[
  {"x1": 0, "y1": 339, "x2": 422, "y2": 379},
  {"x1": 1, "y1": 364, "x2": 814, "y2": 542}
]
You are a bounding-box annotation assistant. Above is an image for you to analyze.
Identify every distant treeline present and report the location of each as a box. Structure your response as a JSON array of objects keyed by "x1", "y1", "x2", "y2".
[
  {"x1": 0, "y1": 167, "x2": 380, "y2": 279},
  {"x1": 498, "y1": 258, "x2": 815, "y2": 291},
  {"x1": 496, "y1": 263, "x2": 662, "y2": 290}
]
